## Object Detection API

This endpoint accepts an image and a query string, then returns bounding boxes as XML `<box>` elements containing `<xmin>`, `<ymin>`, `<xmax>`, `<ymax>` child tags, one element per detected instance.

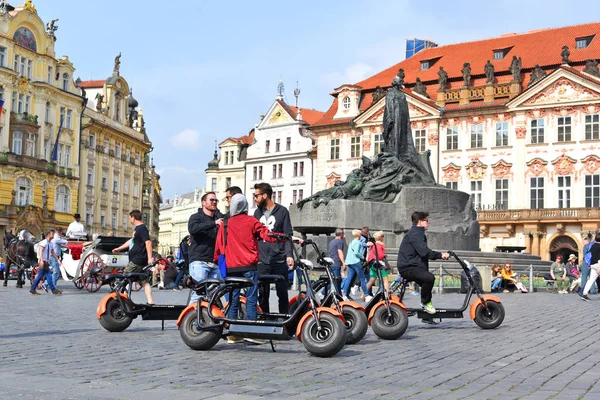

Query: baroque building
<box><xmin>0</xmin><ymin>1</ymin><xmax>83</xmax><ymax>238</ymax></box>
<box><xmin>79</xmin><ymin>61</ymin><xmax>154</xmax><ymax>238</ymax></box>
<box><xmin>158</xmin><ymin>189</ymin><xmax>205</xmax><ymax>255</ymax></box>
<box><xmin>243</xmin><ymin>96</ymin><xmax>324</xmax><ymax>210</ymax></box>
<box><xmin>310</xmin><ymin>21</ymin><xmax>600</xmax><ymax>261</ymax></box>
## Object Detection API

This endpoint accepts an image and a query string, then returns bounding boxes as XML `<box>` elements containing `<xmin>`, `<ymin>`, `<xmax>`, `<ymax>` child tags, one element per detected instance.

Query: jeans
<box><xmin>583</xmin><ymin>264</ymin><xmax>600</xmax><ymax>295</ymax></box>
<box><xmin>173</xmin><ymin>269</ymin><xmax>185</xmax><ymax>287</ymax></box>
<box><xmin>322</xmin><ymin>266</ymin><xmax>342</xmax><ymax>296</ymax></box>
<box><xmin>258</xmin><ymin>262</ymin><xmax>289</xmax><ymax>314</ymax></box>
<box><xmin>227</xmin><ymin>270</ymin><xmax>258</xmax><ymax>320</ymax></box>
<box><xmin>45</xmin><ymin>258</ymin><xmax>60</xmax><ymax>288</ymax></box>
<box><xmin>491</xmin><ymin>277</ymin><xmax>503</xmax><ymax>291</ymax></box>
<box><xmin>189</xmin><ymin>261</ymin><xmax>222</xmax><ymax>305</ymax></box>
<box><xmin>31</xmin><ymin>264</ymin><xmax>55</xmax><ymax>292</ymax></box>
<box><xmin>343</xmin><ymin>262</ymin><xmax>368</xmax><ymax>296</ymax></box>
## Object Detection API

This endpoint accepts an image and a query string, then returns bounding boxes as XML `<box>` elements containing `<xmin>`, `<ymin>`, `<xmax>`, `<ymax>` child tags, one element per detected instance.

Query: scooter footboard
<box><xmin>141</xmin><ymin>304</ymin><xmax>187</xmax><ymax>321</ymax></box>
<box><xmin>469</xmin><ymin>295</ymin><xmax>501</xmax><ymax>320</ymax></box>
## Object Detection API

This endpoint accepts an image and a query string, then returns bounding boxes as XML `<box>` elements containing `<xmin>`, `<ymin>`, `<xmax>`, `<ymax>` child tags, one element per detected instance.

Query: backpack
<box><xmin>179</xmin><ymin>235</ymin><xmax>190</xmax><ymax>271</ymax></box>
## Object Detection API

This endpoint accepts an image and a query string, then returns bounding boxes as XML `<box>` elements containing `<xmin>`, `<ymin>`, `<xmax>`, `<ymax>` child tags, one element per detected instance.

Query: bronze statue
<box><xmin>438</xmin><ymin>66</ymin><xmax>448</xmax><ymax>90</ymax></box>
<box><xmin>413</xmin><ymin>78</ymin><xmax>429</xmax><ymax>98</ymax></box>
<box><xmin>583</xmin><ymin>59</ymin><xmax>600</xmax><ymax>77</ymax></box>
<box><xmin>46</xmin><ymin>19</ymin><xmax>59</xmax><ymax>35</ymax></box>
<box><xmin>113</xmin><ymin>52</ymin><xmax>122</xmax><ymax>75</ymax></box>
<box><xmin>561</xmin><ymin>46</ymin><xmax>570</xmax><ymax>64</ymax></box>
<box><xmin>461</xmin><ymin>63</ymin><xmax>471</xmax><ymax>87</ymax></box>
<box><xmin>484</xmin><ymin>60</ymin><xmax>494</xmax><ymax>84</ymax></box>
<box><xmin>396</xmin><ymin>68</ymin><xmax>405</xmax><ymax>87</ymax></box>
<box><xmin>372</xmin><ymin>85</ymin><xmax>386</xmax><ymax>103</ymax></box>
<box><xmin>528</xmin><ymin>64</ymin><xmax>547</xmax><ymax>87</ymax></box>
<box><xmin>509</xmin><ymin>56</ymin><xmax>522</xmax><ymax>82</ymax></box>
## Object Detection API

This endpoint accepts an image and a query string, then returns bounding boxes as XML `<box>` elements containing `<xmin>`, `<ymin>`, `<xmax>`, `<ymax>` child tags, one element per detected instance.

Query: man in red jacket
<box><xmin>214</xmin><ymin>194</ymin><xmax>277</xmax><ymax>336</ymax></box>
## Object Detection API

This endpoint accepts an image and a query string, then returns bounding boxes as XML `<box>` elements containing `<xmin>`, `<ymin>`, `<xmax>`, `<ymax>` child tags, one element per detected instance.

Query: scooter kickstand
<box><xmin>269</xmin><ymin>340</ymin><xmax>276</xmax><ymax>353</ymax></box>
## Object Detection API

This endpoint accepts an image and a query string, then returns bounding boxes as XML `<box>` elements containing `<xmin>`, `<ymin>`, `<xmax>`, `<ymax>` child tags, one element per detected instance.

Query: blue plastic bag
<box><xmin>218</xmin><ymin>254</ymin><xmax>227</xmax><ymax>278</ymax></box>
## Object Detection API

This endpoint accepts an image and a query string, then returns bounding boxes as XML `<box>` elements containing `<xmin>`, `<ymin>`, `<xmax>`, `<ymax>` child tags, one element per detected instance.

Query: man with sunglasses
<box><xmin>187</xmin><ymin>191</ymin><xmax>224</xmax><ymax>305</ymax></box>
<box><xmin>253</xmin><ymin>182</ymin><xmax>294</xmax><ymax>314</ymax></box>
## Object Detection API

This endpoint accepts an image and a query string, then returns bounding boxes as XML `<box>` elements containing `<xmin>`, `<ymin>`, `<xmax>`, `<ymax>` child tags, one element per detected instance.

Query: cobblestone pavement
<box><xmin>1</xmin><ymin>280</ymin><xmax>599</xmax><ymax>400</ymax></box>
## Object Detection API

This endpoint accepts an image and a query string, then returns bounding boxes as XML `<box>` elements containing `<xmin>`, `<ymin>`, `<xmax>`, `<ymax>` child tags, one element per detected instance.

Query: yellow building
<box><xmin>79</xmin><ymin>68</ymin><xmax>152</xmax><ymax>238</ymax></box>
<box><xmin>0</xmin><ymin>1</ymin><xmax>82</xmax><ymax>237</ymax></box>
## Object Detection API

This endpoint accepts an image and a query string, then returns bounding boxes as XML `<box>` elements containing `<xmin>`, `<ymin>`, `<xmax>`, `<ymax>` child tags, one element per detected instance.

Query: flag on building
<box><xmin>51</xmin><ymin>117</ymin><xmax>64</xmax><ymax>162</ymax></box>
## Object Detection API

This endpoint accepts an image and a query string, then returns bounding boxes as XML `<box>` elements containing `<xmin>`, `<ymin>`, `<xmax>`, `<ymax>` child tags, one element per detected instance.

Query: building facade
<box><xmin>0</xmin><ymin>1</ymin><xmax>83</xmax><ymax>238</ymax></box>
<box><xmin>309</xmin><ymin>21</ymin><xmax>600</xmax><ymax>261</ymax></box>
<box><xmin>79</xmin><ymin>68</ymin><xmax>152</xmax><ymax>238</ymax></box>
<box><xmin>158</xmin><ymin>189</ymin><xmax>205</xmax><ymax>255</ymax></box>
<box><xmin>244</xmin><ymin>98</ymin><xmax>323</xmax><ymax>209</ymax></box>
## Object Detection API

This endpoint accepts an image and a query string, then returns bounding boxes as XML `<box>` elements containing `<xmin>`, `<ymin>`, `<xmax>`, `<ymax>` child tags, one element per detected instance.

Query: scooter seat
<box><xmin>103</xmin><ymin>273</ymin><xmax>124</xmax><ymax>282</ymax></box>
<box><xmin>123</xmin><ymin>272</ymin><xmax>148</xmax><ymax>282</ymax></box>
<box><xmin>258</xmin><ymin>274</ymin><xmax>284</xmax><ymax>284</ymax></box>
<box><xmin>194</xmin><ymin>278</ymin><xmax>224</xmax><ymax>287</ymax></box>
<box><xmin>224</xmin><ymin>276</ymin><xmax>254</xmax><ymax>288</ymax></box>
<box><xmin>318</xmin><ymin>274</ymin><xmax>331</xmax><ymax>282</ymax></box>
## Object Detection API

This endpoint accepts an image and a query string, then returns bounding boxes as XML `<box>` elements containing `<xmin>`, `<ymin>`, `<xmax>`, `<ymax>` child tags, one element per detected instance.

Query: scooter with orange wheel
<box><xmin>177</xmin><ymin>233</ymin><xmax>347</xmax><ymax>358</ymax></box>
<box><xmin>360</xmin><ymin>233</ymin><xmax>409</xmax><ymax>340</ymax></box>
<box><xmin>288</xmin><ymin>239</ymin><xmax>368</xmax><ymax>344</ymax></box>
<box><xmin>396</xmin><ymin>250</ymin><xmax>505</xmax><ymax>329</ymax></box>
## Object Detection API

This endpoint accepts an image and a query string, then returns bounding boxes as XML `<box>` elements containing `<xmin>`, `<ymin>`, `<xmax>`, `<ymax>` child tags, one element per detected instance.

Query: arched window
<box><xmin>45</xmin><ymin>102</ymin><xmax>50</xmax><ymax>123</ymax></box>
<box><xmin>62</xmin><ymin>73</ymin><xmax>69</xmax><ymax>91</ymax></box>
<box><xmin>12</xmin><ymin>131</ymin><xmax>23</xmax><ymax>154</ymax></box>
<box><xmin>342</xmin><ymin>96</ymin><xmax>351</xmax><ymax>110</ymax></box>
<box><xmin>55</xmin><ymin>185</ymin><xmax>70</xmax><ymax>213</ymax></box>
<box><xmin>15</xmin><ymin>177</ymin><xmax>32</xmax><ymax>206</ymax></box>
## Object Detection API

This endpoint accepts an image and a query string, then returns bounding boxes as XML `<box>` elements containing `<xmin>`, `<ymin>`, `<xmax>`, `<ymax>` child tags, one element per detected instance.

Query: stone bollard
<box><xmin>477</xmin><ymin>265</ymin><xmax>491</xmax><ymax>292</ymax></box>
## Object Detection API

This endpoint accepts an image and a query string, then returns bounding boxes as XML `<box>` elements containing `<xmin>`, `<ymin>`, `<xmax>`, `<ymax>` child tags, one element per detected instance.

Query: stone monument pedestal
<box><xmin>291</xmin><ymin>186</ymin><xmax>479</xmax><ymax>251</ymax></box>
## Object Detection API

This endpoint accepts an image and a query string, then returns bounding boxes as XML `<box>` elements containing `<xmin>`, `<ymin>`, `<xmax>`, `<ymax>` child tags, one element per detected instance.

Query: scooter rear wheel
<box><xmin>99</xmin><ymin>298</ymin><xmax>133</xmax><ymax>332</ymax></box>
<box><xmin>341</xmin><ymin>306</ymin><xmax>368</xmax><ymax>344</ymax></box>
<box><xmin>370</xmin><ymin>303</ymin><xmax>408</xmax><ymax>340</ymax></box>
<box><xmin>301</xmin><ymin>312</ymin><xmax>346</xmax><ymax>357</ymax></box>
<box><xmin>473</xmin><ymin>300</ymin><xmax>505</xmax><ymax>329</ymax></box>
<box><xmin>179</xmin><ymin>306</ymin><xmax>223</xmax><ymax>350</ymax></box>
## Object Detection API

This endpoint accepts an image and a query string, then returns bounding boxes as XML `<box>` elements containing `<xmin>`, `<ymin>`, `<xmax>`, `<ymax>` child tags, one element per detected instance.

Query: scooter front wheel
<box><xmin>371</xmin><ymin>303</ymin><xmax>408</xmax><ymax>340</ymax></box>
<box><xmin>301</xmin><ymin>312</ymin><xmax>346</xmax><ymax>357</ymax></box>
<box><xmin>341</xmin><ymin>306</ymin><xmax>368</xmax><ymax>344</ymax></box>
<box><xmin>473</xmin><ymin>301</ymin><xmax>505</xmax><ymax>329</ymax></box>
<box><xmin>99</xmin><ymin>298</ymin><xmax>133</xmax><ymax>332</ymax></box>
<box><xmin>179</xmin><ymin>306</ymin><xmax>223</xmax><ymax>350</ymax></box>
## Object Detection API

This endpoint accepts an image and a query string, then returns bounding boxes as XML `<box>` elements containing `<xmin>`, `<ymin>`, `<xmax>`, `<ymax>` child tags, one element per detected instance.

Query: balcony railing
<box><xmin>477</xmin><ymin>207</ymin><xmax>600</xmax><ymax>222</ymax></box>
<box><xmin>10</xmin><ymin>112</ymin><xmax>39</xmax><ymax>126</ymax></box>
<box><xmin>0</xmin><ymin>152</ymin><xmax>73</xmax><ymax>177</ymax></box>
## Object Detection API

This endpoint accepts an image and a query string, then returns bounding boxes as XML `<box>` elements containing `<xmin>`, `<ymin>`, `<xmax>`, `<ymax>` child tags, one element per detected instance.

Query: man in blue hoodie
<box><xmin>253</xmin><ymin>182</ymin><xmax>294</xmax><ymax>314</ymax></box>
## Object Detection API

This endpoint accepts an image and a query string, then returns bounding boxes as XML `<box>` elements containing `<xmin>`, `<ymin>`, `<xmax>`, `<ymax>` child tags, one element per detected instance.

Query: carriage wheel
<box><xmin>80</xmin><ymin>253</ymin><xmax>104</xmax><ymax>293</ymax></box>
<box><xmin>73</xmin><ymin>277</ymin><xmax>84</xmax><ymax>290</ymax></box>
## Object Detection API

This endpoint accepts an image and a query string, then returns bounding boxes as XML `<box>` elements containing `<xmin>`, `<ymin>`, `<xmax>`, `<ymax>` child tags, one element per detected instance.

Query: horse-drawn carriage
<box><xmin>60</xmin><ymin>235</ymin><xmax>133</xmax><ymax>292</ymax></box>
<box><xmin>2</xmin><ymin>230</ymin><xmax>135</xmax><ymax>293</ymax></box>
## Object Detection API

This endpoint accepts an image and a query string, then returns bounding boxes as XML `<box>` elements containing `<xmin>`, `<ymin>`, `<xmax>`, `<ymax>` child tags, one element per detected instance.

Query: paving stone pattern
<box><xmin>1</xmin><ymin>281</ymin><xmax>599</xmax><ymax>399</ymax></box>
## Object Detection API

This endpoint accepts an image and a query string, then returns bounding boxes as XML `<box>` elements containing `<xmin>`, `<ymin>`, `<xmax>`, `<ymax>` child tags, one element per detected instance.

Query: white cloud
<box><xmin>320</xmin><ymin>62</ymin><xmax>376</xmax><ymax>88</ymax></box>
<box><xmin>170</xmin><ymin>129</ymin><xmax>201</xmax><ymax>151</ymax></box>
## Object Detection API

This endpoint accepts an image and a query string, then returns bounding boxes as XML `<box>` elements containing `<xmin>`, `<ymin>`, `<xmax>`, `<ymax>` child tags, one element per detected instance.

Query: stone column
<box><xmin>509</xmin><ymin>81</ymin><xmax>521</xmax><ymax>99</ymax></box>
<box><xmin>531</xmin><ymin>232</ymin><xmax>540</xmax><ymax>256</ymax></box>
<box><xmin>524</xmin><ymin>233</ymin><xmax>532</xmax><ymax>253</ymax></box>
<box><xmin>539</xmin><ymin>233</ymin><xmax>548</xmax><ymax>260</ymax></box>
<box><xmin>459</xmin><ymin>88</ymin><xmax>470</xmax><ymax>105</ymax></box>
<box><xmin>436</xmin><ymin>91</ymin><xmax>446</xmax><ymax>107</ymax></box>
<box><xmin>484</xmin><ymin>84</ymin><xmax>494</xmax><ymax>103</ymax></box>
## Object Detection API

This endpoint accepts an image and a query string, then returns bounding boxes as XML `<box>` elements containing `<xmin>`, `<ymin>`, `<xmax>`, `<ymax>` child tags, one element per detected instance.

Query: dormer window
<box><xmin>342</xmin><ymin>97</ymin><xmax>351</xmax><ymax>110</ymax></box>
<box><xmin>493</xmin><ymin>49</ymin><xmax>507</xmax><ymax>60</ymax></box>
<box><xmin>420</xmin><ymin>61</ymin><xmax>430</xmax><ymax>70</ymax></box>
<box><xmin>576</xmin><ymin>35</ymin><xmax>595</xmax><ymax>49</ymax></box>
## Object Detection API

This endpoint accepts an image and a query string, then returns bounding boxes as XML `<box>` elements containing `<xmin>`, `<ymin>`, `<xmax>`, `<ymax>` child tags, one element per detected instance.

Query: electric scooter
<box><xmin>288</xmin><ymin>239</ymin><xmax>368</xmax><ymax>344</ymax></box>
<box><xmin>177</xmin><ymin>234</ymin><xmax>347</xmax><ymax>358</ymax></box>
<box><xmin>396</xmin><ymin>251</ymin><xmax>505</xmax><ymax>329</ymax></box>
<box><xmin>94</xmin><ymin>261</ymin><xmax>189</xmax><ymax>331</ymax></box>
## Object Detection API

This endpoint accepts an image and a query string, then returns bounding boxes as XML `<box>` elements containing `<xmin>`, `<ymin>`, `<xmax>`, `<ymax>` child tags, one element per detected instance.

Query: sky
<box><xmin>30</xmin><ymin>0</ymin><xmax>600</xmax><ymax>200</ymax></box>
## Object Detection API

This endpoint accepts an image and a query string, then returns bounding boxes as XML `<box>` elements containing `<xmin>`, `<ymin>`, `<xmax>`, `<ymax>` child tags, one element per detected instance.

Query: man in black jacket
<box><xmin>397</xmin><ymin>211</ymin><xmax>449</xmax><ymax>321</ymax></box>
<box><xmin>253</xmin><ymin>182</ymin><xmax>294</xmax><ymax>314</ymax></box>
<box><xmin>187</xmin><ymin>191</ymin><xmax>224</xmax><ymax>305</ymax></box>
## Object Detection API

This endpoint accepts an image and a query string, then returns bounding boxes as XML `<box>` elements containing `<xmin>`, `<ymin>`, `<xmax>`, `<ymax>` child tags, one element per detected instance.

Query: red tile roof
<box><xmin>356</xmin><ymin>21</ymin><xmax>600</xmax><ymax>90</ymax></box>
<box><xmin>220</xmin><ymin>129</ymin><xmax>254</xmax><ymax>146</ymax></box>
<box><xmin>80</xmin><ymin>80</ymin><xmax>106</xmax><ymax>88</ymax></box>
<box><xmin>289</xmin><ymin>106</ymin><xmax>325</xmax><ymax>125</ymax></box>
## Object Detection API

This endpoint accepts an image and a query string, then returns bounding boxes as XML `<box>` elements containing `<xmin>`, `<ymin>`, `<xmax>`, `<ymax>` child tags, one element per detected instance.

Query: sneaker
<box><xmin>364</xmin><ymin>295</ymin><xmax>373</xmax><ymax>303</ymax></box>
<box><xmin>350</xmin><ymin>286</ymin><xmax>359</xmax><ymax>296</ymax></box>
<box><xmin>172</xmin><ymin>287</ymin><xmax>181</xmax><ymax>291</ymax></box>
<box><xmin>421</xmin><ymin>317</ymin><xmax>440</xmax><ymax>325</ymax></box>
<box><xmin>51</xmin><ymin>290</ymin><xmax>63</xmax><ymax>295</ymax></box>
<box><xmin>244</xmin><ymin>338</ymin><xmax>265</xmax><ymax>345</ymax></box>
<box><xmin>226</xmin><ymin>336</ymin><xmax>244</xmax><ymax>344</ymax></box>
<box><xmin>421</xmin><ymin>301</ymin><xmax>436</xmax><ymax>314</ymax></box>
<box><xmin>29</xmin><ymin>290</ymin><xmax>41</xmax><ymax>295</ymax></box>
<box><xmin>410</xmin><ymin>291</ymin><xmax>420</xmax><ymax>296</ymax></box>
<box><xmin>342</xmin><ymin>295</ymin><xmax>349</xmax><ymax>301</ymax></box>
<box><xmin>581</xmin><ymin>294</ymin><xmax>591</xmax><ymax>301</ymax></box>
